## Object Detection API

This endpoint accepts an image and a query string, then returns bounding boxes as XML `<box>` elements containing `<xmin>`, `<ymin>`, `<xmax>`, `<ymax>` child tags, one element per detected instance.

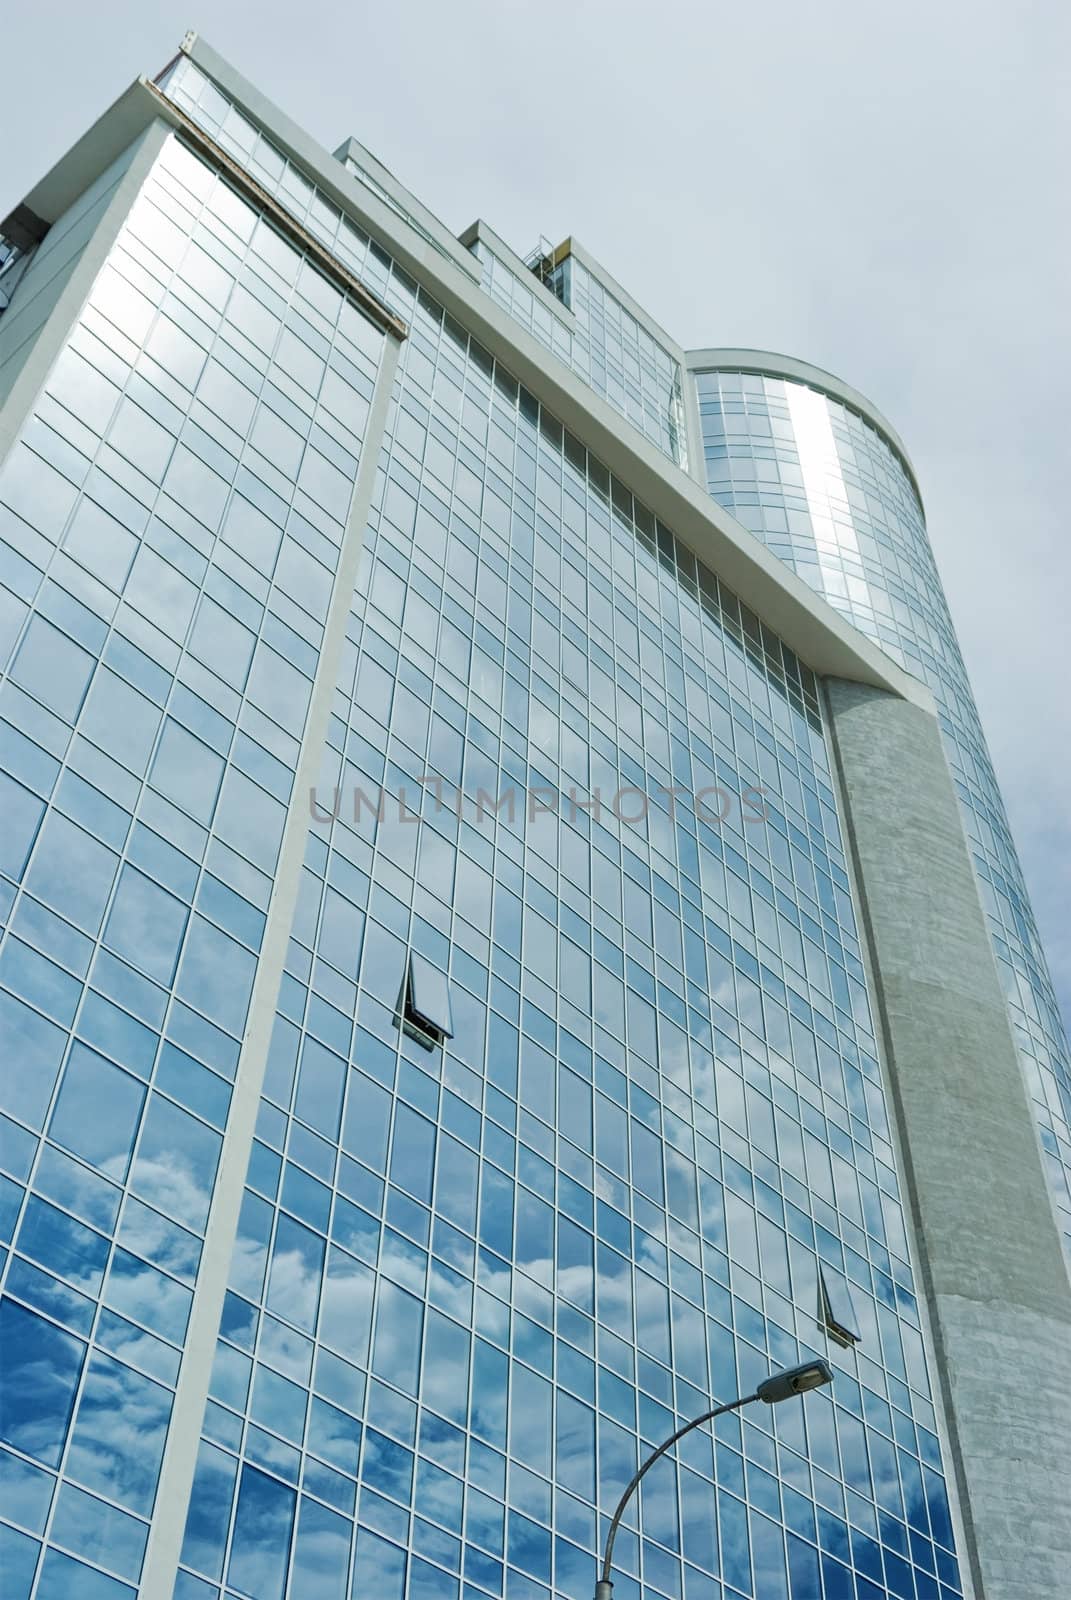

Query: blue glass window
<box><xmin>34</xmin><ymin>1548</ymin><xmax>135</xmax><ymax>1600</ymax></box>
<box><xmin>0</xmin><ymin>772</ymin><xmax>44</xmax><ymax>880</ymax></box>
<box><xmin>227</xmin><ymin>1466</ymin><xmax>296</xmax><ymax>1600</ymax></box>
<box><xmin>267</xmin><ymin>1214</ymin><xmax>325</xmax><ymax>1334</ymax></box>
<box><xmin>251</xmin><ymin>1364</ymin><xmax>307</xmax><ymax>1443</ymax></box>
<box><xmin>49</xmin><ymin>1043</ymin><xmax>146</xmax><ymax>1180</ymax></box>
<box><xmin>62</xmin><ymin>497</ymin><xmax>138</xmax><ymax>591</ymax></box>
<box><xmin>307</xmin><ymin>1395</ymin><xmax>361</xmax><ymax>1476</ymax></box>
<box><xmin>180</xmin><ymin>1441</ymin><xmax>236</xmax><ymax>1581</ymax></box>
<box><xmin>361</xmin><ymin>1428</ymin><xmax>413</xmax><ymax>1502</ymax></box>
<box><xmin>295</xmin><ymin>1039</ymin><xmax>346</xmax><ymax>1142</ymax></box>
<box><xmin>104</xmin><ymin>1248</ymin><xmax>192</xmax><ymax>1344</ymax></box>
<box><xmin>49</xmin><ymin>1481</ymin><xmax>148</xmax><ymax>1584</ymax></box>
<box><xmin>24</xmin><ymin>813</ymin><xmax>118</xmax><ymax>937</ymax></box>
<box><xmin>175</xmin><ymin>918</ymin><xmax>257</xmax><ymax>1039</ymax></box>
<box><xmin>318</xmin><ymin>1244</ymin><xmax>374</xmax><ymax>1360</ymax></box>
<box><xmin>353</xmin><ymin>1527</ymin><xmax>405</xmax><ymax>1599</ymax></box>
<box><xmin>421</xmin><ymin>1308</ymin><xmax>469</xmax><ymax>1425</ymax></box>
<box><xmin>0</xmin><ymin>1522</ymin><xmax>39</xmax><ymax>1600</ymax></box>
<box><xmin>149</xmin><ymin>723</ymin><xmax>225</xmax><ymax>827</ymax></box>
<box><xmin>0</xmin><ymin>991</ymin><xmax>67</xmax><ymax>1128</ymax></box>
<box><xmin>131</xmin><ymin>1095</ymin><xmax>221</xmax><ymax>1235</ymax></box>
<box><xmin>0</xmin><ymin>1444</ymin><xmax>54</xmax><ymax>1533</ymax></box>
<box><xmin>290</xmin><ymin>1496</ymin><xmax>351</xmax><ymax>1600</ymax></box>
<box><xmin>372</xmin><ymin>1281</ymin><xmax>423</xmax><ymax>1394</ymax></box>
<box><xmin>17</xmin><ymin>1194</ymin><xmax>110</xmax><ymax>1296</ymax></box>
<box><xmin>341</xmin><ymin>1072</ymin><xmax>391</xmax><ymax>1172</ymax></box>
<box><xmin>64</xmin><ymin>1352</ymin><xmax>172</xmax><ymax>1516</ymax></box>
<box><xmin>389</xmin><ymin>1104</ymin><xmax>436</xmax><ymax>1203</ymax></box>
<box><xmin>11</xmin><ymin>616</ymin><xmax>95</xmax><ymax>722</ymax></box>
<box><xmin>0</xmin><ymin>1299</ymin><xmax>86</xmax><ymax>1467</ymax></box>
<box><xmin>819</xmin><ymin>1261</ymin><xmax>861</xmax><ymax>1345</ymax></box>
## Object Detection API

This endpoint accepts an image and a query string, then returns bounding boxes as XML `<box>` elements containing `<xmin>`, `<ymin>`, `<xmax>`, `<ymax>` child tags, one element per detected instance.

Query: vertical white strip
<box><xmin>785</xmin><ymin>383</ymin><xmax>860</xmax><ymax>604</ymax></box>
<box><xmin>138</xmin><ymin>331</ymin><xmax>401</xmax><ymax>1600</ymax></box>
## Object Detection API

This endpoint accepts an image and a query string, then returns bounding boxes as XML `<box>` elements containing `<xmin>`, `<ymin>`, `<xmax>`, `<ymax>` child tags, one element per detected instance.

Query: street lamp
<box><xmin>593</xmin><ymin>1359</ymin><xmax>834</xmax><ymax>1600</ymax></box>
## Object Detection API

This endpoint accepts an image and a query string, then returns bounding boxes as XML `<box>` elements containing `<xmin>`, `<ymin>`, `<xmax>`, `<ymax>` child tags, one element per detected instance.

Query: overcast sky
<box><xmin>5</xmin><ymin>1</ymin><xmax>1069</xmax><ymax>1033</ymax></box>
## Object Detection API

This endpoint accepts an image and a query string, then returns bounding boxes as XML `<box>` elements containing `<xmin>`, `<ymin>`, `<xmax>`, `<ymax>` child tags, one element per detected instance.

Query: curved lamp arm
<box><xmin>594</xmin><ymin>1390</ymin><xmax>758</xmax><ymax>1600</ymax></box>
<box><xmin>593</xmin><ymin>1361</ymin><xmax>833</xmax><ymax>1599</ymax></box>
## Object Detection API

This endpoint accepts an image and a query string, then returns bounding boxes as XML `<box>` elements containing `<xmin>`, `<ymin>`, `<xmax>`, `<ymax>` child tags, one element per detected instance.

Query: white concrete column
<box><xmin>825</xmin><ymin>677</ymin><xmax>1071</xmax><ymax>1600</ymax></box>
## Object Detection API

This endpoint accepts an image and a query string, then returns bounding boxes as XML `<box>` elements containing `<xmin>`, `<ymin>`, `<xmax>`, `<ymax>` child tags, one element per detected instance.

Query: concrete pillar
<box><xmin>825</xmin><ymin>677</ymin><xmax>1071</xmax><ymax>1600</ymax></box>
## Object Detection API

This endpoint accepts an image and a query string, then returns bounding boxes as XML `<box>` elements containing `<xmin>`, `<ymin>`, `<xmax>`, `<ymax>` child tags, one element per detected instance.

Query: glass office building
<box><xmin>0</xmin><ymin>35</ymin><xmax>1067</xmax><ymax>1600</ymax></box>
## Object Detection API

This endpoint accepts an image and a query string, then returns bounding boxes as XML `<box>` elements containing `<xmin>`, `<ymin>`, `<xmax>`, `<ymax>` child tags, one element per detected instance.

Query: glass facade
<box><xmin>468</xmin><ymin>238</ymin><xmax>576</xmax><ymax>371</ymax></box>
<box><xmin>467</xmin><ymin>237</ymin><xmax>688</xmax><ymax>473</ymax></box>
<box><xmin>543</xmin><ymin>254</ymin><xmax>688</xmax><ymax>470</ymax></box>
<box><xmin>693</xmin><ymin>367</ymin><xmax>1071</xmax><ymax>1254</ymax></box>
<box><xmin>0</xmin><ymin>131</ymin><xmax>386</xmax><ymax>1597</ymax></box>
<box><xmin>166</xmin><ymin>266</ymin><xmax>960</xmax><ymax>1600</ymax></box>
<box><xmin>4</xmin><ymin>41</ymin><xmax>1054</xmax><ymax>1600</ymax></box>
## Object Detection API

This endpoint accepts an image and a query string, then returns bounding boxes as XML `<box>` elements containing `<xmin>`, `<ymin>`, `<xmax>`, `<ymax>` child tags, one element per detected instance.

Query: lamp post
<box><xmin>593</xmin><ymin>1359</ymin><xmax>834</xmax><ymax>1600</ymax></box>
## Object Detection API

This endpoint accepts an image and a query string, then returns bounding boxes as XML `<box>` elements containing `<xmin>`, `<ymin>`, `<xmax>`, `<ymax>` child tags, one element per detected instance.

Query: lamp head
<box><xmin>756</xmin><ymin>1359</ymin><xmax>834</xmax><ymax>1404</ymax></box>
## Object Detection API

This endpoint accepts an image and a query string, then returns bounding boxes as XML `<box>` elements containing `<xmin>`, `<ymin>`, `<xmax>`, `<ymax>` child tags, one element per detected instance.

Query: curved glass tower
<box><xmin>689</xmin><ymin>352</ymin><xmax>1071</xmax><ymax>1255</ymax></box>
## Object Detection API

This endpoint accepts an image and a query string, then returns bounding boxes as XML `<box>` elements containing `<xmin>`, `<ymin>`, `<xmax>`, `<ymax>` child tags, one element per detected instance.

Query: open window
<box><xmin>818</xmin><ymin>1262</ymin><xmax>861</xmax><ymax>1347</ymax></box>
<box><xmin>401</xmin><ymin>951</ymin><xmax>453</xmax><ymax>1047</ymax></box>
